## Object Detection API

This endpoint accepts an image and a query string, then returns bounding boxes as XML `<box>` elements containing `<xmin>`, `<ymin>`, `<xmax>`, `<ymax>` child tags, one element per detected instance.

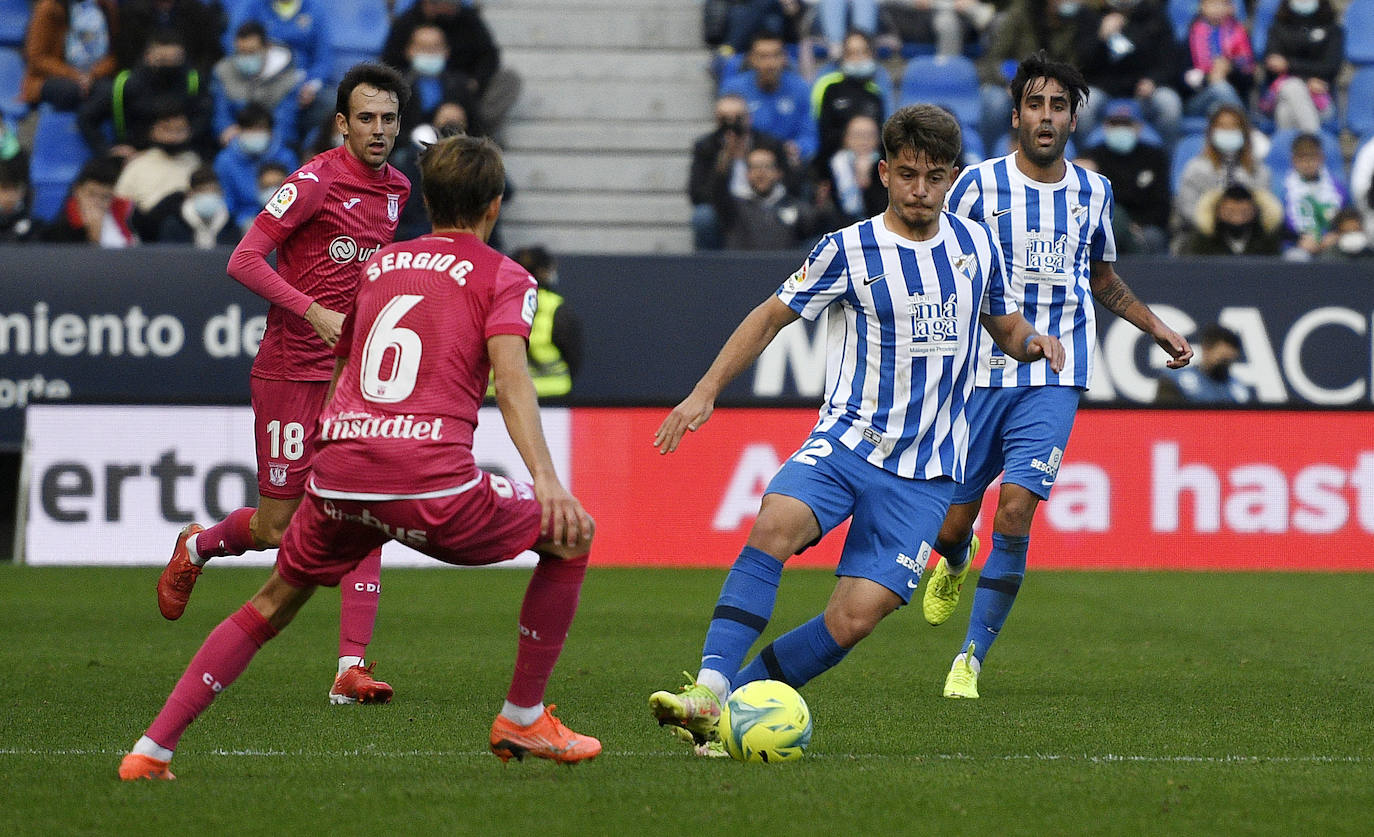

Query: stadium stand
<box><xmin>1344</xmin><ymin>0</ymin><xmax>1374</xmax><ymax>66</ymax></box>
<box><xmin>899</xmin><ymin>54</ymin><xmax>979</xmax><ymax>128</ymax></box>
<box><xmin>0</xmin><ymin>45</ymin><xmax>24</xmax><ymax>119</ymax></box>
<box><xmin>1346</xmin><ymin>66</ymin><xmax>1374</xmax><ymax>141</ymax></box>
<box><xmin>29</xmin><ymin>105</ymin><xmax>90</xmax><ymax>221</ymax></box>
<box><xmin>0</xmin><ymin>0</ymin><xmax>26</xmax><ymax>48</ymax></box>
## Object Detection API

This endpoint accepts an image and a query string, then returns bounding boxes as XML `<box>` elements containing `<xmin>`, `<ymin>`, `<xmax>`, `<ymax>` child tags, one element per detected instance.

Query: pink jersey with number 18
<box><xmin>308</xmin><ymin>232</ymin><xmax>539</xmax><ymax>499</ymax></box>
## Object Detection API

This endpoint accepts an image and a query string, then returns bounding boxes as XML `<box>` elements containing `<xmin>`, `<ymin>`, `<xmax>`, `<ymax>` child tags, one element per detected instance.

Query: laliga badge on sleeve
<box><xmin>521</xmin><ymin>287</ymin><xmax>538</xmax><ymax>325</ymax></box>
<box><xmin>265</xmin><ymin>183</ymin><xmax>298</xmax><ymax>218</ymax></box>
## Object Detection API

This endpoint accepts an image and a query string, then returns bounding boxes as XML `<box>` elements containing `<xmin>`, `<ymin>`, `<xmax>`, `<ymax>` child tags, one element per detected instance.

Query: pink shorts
<box><xmin>250</xmin><ymin>377</ymin><xmax>329</xmax><ymax>499</ymax></box>
<box><xmin>274</xmin><ymin>472</ymin><xmax>544</xmax><ymax>588</ymax></box>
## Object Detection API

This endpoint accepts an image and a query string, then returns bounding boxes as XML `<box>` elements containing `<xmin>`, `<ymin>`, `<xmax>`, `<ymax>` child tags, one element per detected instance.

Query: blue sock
<box><xmin>700</xmin><ymin>546</ymin><xmax>784</xmax><ymax>680</ymax></box>
<box><xmin>734</xmin><ymin>614</ymin><xmax>848</xmax><ymax>689</ymax></box>
<box><xmin>936</xmin><ymin>531</ymin><xmax>974</xmax><ymax>573</ymax></box>
<box><xmin>962</xmin><ymin>533</ymin><xmax>1028</xmax><ymax>663</ymax></box>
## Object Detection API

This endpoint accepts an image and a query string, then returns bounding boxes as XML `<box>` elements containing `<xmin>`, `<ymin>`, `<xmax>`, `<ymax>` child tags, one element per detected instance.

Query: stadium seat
<box><xmin>1169</xmin><ymin>132</ymin><xmax>1207</xmax><ymax>194</ymax></box>
<box><xmin>1265</xmin><ymin>128</ymin><xmax>1346</xmax><ymax>199</ymax></box>
<box><xmin>0</xmin><ymin>0</ymin><xmax>27</xmax><ymax>47</ymax></box>
<box><xmin>0</xmin><ymin>45</ymin><xmax>24</xmax><ymax>118</ymax></box>
<box><xmin>29</xmin><ymin>105</ymin><xmax>90</xmax><ymax>221</ymax></box>
<box><xmin>1249</xmin><ymin>0</ymin><xmax>1281</xmax><ymax>54</ymax></box>
<box><xmin>1346</xmin><ymin>66</ymin><xmax>1374</xmax><ymax>141</ymax></box>
<box><xmin>899</xmin><ymin>54</ymin><xmax>979</xmax><ymax>127</ymax></box>
<box><xmin>1345</xmin><ymin>0</ymin><xmax>1374</xmax><ymax>65</ymax></box>
<box><xmin>331</xmin><ymin>0</ymin><xmax>389</xmax><ymax>54</ymax></box>
<box><xmin>1167</xmin><ymin>0</ymin><xmax>1196</xmax><ymax>41</ymax></box>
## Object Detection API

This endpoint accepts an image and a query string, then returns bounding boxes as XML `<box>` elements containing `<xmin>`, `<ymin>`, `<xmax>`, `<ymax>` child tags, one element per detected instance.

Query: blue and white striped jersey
<box><xmin>946</xmin><ymin>152</ymin><xmax>1115</xmax><ymax>389</ymax></box>
<box><xmin>776</xmin><ymin>212</ymin><xmax>1016</xmax><ymax>481</ymax></box>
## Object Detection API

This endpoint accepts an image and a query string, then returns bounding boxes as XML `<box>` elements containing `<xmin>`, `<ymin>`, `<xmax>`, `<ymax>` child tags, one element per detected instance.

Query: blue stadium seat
<box><xmin>29</xmin><ymin>105</ymin><xmax>90</xmax><ymax>221</ymax></box>
<box><xmin>1250</xmin><ymin>0</ymin><xmax>1281</xmax><ymax>54</ymax></box>
<box><xmin>1170</xmin><ymin>132</ymin><xmax>1207</xmax><ymax>194</ymax></box>
<box><xmin>0</xmin><ymin>0</ymin><xmax>28</xmax><ymax>47</ymax></box>
<box><xmin>899</xmin><ymin>54</ymin><xmax>979</xmax><ymax>127</ymax></box>
<box><xmin>1167</xmin><ymin>0</ymin><xmax>1196</xmax><ymax>41</ymax></box>
<box><xmin>331</xmin><ymin>0</ymin><xmax>389</xmax><ymax>54</ymax></box>
<box><xmin>0</xmin><ymin>45</ymin><xmax>24</xmax><ymax>118</ymax></box>
<box><xmin>1346</xmin><ymin>0</ymin><xmax>1374</xmax><ymax>65</ymax></box>
<box><xmin>1265</xmin><ymin>128</ymin><xmax>1346</xmax><ymax>198</ymax></box>
<box><xmin>1346</xmin><ymin>66</ymin><xmax>1374</xmax><ymax>141</ymax></box>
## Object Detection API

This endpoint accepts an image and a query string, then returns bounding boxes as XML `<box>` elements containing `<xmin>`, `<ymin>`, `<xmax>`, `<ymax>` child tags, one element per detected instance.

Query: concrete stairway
<box><xmin>483</xmin><ymin>0</ymin><xmax>712</xmax><ymax>253</ymax></box>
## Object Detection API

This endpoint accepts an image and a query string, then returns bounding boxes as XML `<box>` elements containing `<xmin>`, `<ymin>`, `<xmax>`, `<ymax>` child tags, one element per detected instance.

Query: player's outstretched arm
<box><xmin>1089</xmin><ymin>260</ymin><xmax>1193</xmax><ymax>369</ymax></box>
<box><xmin>980</xmin><ymin>311</ymin><xmax>1066</xmax><ymax>373</ymax></box>
<box><xmin>654</xmin><ymin>296</ymin><xmax>801</xmax><ymax>455</ymax></box>
<box><xmin>489</xmin><ymin>333</ymin><xmax>594</xmax><ymax>549</ymax></box>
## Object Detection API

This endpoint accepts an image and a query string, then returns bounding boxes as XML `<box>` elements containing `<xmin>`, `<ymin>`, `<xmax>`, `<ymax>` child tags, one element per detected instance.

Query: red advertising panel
<box><xmin>571</xmin><ymin>408</ymin><xmax>1374</xmax><ymax>570</ymax></box>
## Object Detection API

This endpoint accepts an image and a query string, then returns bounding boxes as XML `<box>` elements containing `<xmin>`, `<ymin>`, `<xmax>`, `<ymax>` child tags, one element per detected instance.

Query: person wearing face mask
<box><xmin>397</xmin><ymin>24</ymin><xmax>483</xmax><ymax>147</ymax></box>
<box><xmin>811</xmin><ymin>30</ymin><xmax>890</xmax><ymax>164</ymax></box>
<box><xmin>1320</xmin><ymin>210</ymin><xmax>1374</xmax><ymax>261</ymax></box>
<box><xmin>1156</xmin><ymin>324</ymin><xmax>1252</xmax><ymax>405</ymax></box>
<box><xmin>114</xmin><ymin>107</ymin><xmax>204</xmax><ymax>240</ymax></box>
<box><xmin>1280</xmin><ymin>132</ymin><xmax>1347</xmax><ymax>261</ymax></box>
<box><xmin>41</xmin><ymin>156</ymin><xmax>136</xmax><ymax>247</ymax></box>
<box><xmin>0</xmin><ymin>162</ymin><xmax>37</xmax><ymax>244</ymax></box>
<box><xmin>211</xmin><ymin>21</ymin><xmax>304</xmax><ymax>151</ymax></box>
<box><xmin>1074</xmin><ymin>0</ymin><xmax>1184</xmax><ymax>143</ymax></box>
<box><xmin>1173</xmin><ymin>103</ymin><xmax>1272</xmax><ymax>237</ymax></box>
<box><xmin>689</xmin><ymin>93</ymin><xmax>791</xmax><ymax>250</ymax></box>
<box><xmin>215</xmin><ymin>102</ymin><xmax>298</xmax><ymax>230</ymax></box>
<box><xmin>1082</xmin><ymin>102</ymin><xmax>1170</xmax><ymax>253</ymax></box>
<box><xmin>115</xmin><ymin>0</ymin><xmax>224</xmax><ymax>75</ymax></box>
<box><xmin>721</xmin><ymin>31</ymin><xmax>819</xmax><ymax>163</ymax></box>
<box><xmin>1182</xmin><ymin>182</ymin><xmax>1282</xmax><ymax>255</ymax></box>
<box><xmin>79</xmin><ymin>29</ymin><xmax>214</xmax><ymax>158</ymax></box>
<box><xmin>224</xmin><ymin>0</ymin><xmax>334</xmax><ymax>147</ymax></box>
<box><xmin>159</xmin><ymin>165</ymin><xmax>240</xmax><ymax>247</ymax></box>
<box><xmin>1260</xmin><ymin>0</ymin><xmax>1343</xmax><ymax>133</ymax></box>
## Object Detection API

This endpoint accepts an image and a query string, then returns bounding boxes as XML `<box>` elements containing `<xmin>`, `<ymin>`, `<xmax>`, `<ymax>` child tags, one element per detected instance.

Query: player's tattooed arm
<box><xmin>1089</xmin><ymin>261</ymin><xmax>1193</xmax><ymax>369</ymax></box>
<box><xmin>1091</xmin><ymin>273</ymin><xmax>1139</xmax><ymax>318</ymax></box>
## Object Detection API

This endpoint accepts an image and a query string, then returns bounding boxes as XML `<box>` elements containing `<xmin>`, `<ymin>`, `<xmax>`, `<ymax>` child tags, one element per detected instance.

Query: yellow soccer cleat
<box><xmin>942</xmin><ymin>643</ymin><xmax>980</xmax><ymax>699</ymax></box>
<box><xmin>922</xmin><ymin>534</ymin><xmax>978</xmax><ymax>626</ymax></box>
<box><xmin>649</xmin><ymin>672</ymin><xmax>722</xmax><ymax>744</ymax></box>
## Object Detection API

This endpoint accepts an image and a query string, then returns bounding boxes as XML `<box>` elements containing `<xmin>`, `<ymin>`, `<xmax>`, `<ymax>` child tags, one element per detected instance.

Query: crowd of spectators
<box><xmin>690</xmin><ymin>0</ymin><xmax>1374</xmax><ymax>261</ymax></box>
<box><xmin>0</xmin><ymin>0</ymin><xmax>517</xmax><ymax>247</ymax></box>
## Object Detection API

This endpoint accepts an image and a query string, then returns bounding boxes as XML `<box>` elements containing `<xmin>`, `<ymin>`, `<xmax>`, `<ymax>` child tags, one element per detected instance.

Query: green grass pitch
<box><xmin>2</xmin><ymin>565</ymin><xmax>1372</xmax><ymax>835</ymax></box>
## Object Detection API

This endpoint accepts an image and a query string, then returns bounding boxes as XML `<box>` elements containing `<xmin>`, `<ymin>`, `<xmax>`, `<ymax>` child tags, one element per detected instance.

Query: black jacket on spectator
<box><xmin>710</xmin><ymin>169</ymin><xmax>821</xmax><ymax>251</ymax></box>
<box><xmin>381</xmin><ymin>6</ymin><xmax>501</xmax><ymax>94</ymax></box>
<box><xmin>115</xmin><ymin>0</ymin><xmax>226</xmax><ymax>73</ymax></box>
<box><xmin>1084</xmin><ymin>141</ymin><xmax>1172</xmax><ymax>230</ymax></box>
<box><xmin>813</xmin><ymin>73</ymin><xmax>885</xmax><ymax>164</ymax></box>
<box><xmin>1077</xmin><ymin>0</ymin><xmax>1181</xmax><ymax>98</ymax></box>
<box><xmin>78</xmin><ymin>64</ymin><xmax>213</xmax><ymax>155</ymax></box>
<box><xmin>688</xmin><ymin>126</ymin><xmax>788</xmax><ymax>206</ymax></box>
<box><xmin>1262</xmin><ymin>15</ymin><xmax>1343</xmax><ymax>85</ymax></box>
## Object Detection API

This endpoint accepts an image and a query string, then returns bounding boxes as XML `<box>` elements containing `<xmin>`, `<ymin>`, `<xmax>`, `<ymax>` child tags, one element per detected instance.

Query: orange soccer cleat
<box><xmin>118</xmin><ymin>753</ymin><xmax>175</xmax><ymax>781</ymax></box>
<box><xmin>329</xmin><ymin>662</ymin><xmax>395</xmax><ymax>705</ymax></box>
<box><xmin>489</xmin><ymin>705</ymin><xmax>601</xmax><ymax>764</ymax></box>
<box><xmin>157</xmin><ymin>523</ymin><xmax>205</xmax><ymax>620</ymax></box>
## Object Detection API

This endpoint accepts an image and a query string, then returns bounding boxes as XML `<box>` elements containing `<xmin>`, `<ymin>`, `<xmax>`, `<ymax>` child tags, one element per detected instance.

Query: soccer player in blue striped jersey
<box><xmin>920</xmin><ymin>53</ymin><xmax>1194</xmax><ymax>700</ymax></box>
<box><xmin>647</xmin><ymin>104</ymin><xmax>1066</xmax><ymax>754</ymax></box>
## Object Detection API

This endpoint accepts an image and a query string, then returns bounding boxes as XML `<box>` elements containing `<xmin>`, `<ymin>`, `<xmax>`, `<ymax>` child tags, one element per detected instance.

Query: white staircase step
<box><xmin>504</xmin><ymin>191</ymin><xmax>687</xmax><ymax>225</ymax></box>
<box><xmin>502</xmin><ymin>119</ymin><xmax>700</xmax><ymax>153</ymax></box>
<box><xmin>510</xmin><ymin>78</ymin><xmax>712</xmax><ymax>122</ymax></box>
<box><xmin>500</xmin><ymin>220</ymin><xmax>693</xmax><ymax>254</ymax></box>
<box><xmin>505</xmin><ymin>150</ymin><xmax>689</xmax><ymax>192</ymax></box>
<box><xmin>503</xmin><ymin>47</ymin><xmax>710</xmax><ymax>82</ymax></box>
<box><xmin>485</xmin><ymin>5</ymin><xmax>702</xmax><ymax>49</ymax></box>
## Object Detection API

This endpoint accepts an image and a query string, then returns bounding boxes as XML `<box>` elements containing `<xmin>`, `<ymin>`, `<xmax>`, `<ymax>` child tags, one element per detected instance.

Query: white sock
<box><xmin>952</xmin><ymin>652</ymin><xmax>982</xmax><ymax>675</ymax></box>
<box><xmin>500</xmin><ymin>700</ymin><xmax>545</xmax><ymax>726</ymax></box>
<box><xmin>337</xmin><ymin>655</ymin><xmax>364</xmax><ymax>676</ymax></box>
<box><xmin>185</xmin><ymin>533</ymin><xmax>206</xmax><ymax>567</ymax></box>
<box><xmin>696</xmin><ymin>668</ymin><xmax>731</xmax><ymax>704</ymax></box>
<box><xmin>132</xmin><ymin>735</ymin><xmax>174</xmax><ymax>762</ymax></box>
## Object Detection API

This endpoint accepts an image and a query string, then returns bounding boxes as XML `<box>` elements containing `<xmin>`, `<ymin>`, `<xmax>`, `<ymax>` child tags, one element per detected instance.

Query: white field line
<box><xmin>0</xmin><ymin>748</ymin><xmax>1368</xmax><ymax>764</ymax></box>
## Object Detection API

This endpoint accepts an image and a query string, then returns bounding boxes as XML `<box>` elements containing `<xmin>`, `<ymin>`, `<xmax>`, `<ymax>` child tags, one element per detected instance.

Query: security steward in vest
<box><xmin>508</xmin><ymin>245</ymin><xmax>582</xmax><ymax>399</ymax></box>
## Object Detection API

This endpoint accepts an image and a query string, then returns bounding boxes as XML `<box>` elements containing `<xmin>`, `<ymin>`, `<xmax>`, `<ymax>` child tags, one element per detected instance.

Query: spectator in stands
<box><xmin>817</xmin><ymin>0</ymin><xmax>878</xmax><ymax>60</ymax></box>
<box><xmin>41</xmin><ymin>155</ymin><xmax>136</xmax><ymax>246</ymax></box>
<box><xmin>0</xmin><ymin>161</ymin><xmax>37</xmax><ymax>243</ymax></box>
<box><xmin>254</xmin><ymin>159</ymin><xmax>288</xmax><ymax>207</ymax></box>
<box><xmin>1181</xmin><ymin>0</ymin><xmax>1254</xmax><ymax>120</ymax></box>
<box><xmin>158</xmin><ymin>164</ymin><xmax>238</xmax><ymax>247</ymax></box>
<box><xmin>1260</xmin><ymin>0</ymin><xmax>1342</xmax><ymax>134</ymax></box>
<box><xmin>304</xmin><ymin>110</ymin><xmax>343</xmax><ymax>157</ymax></box>
<box><xmin>688</xmin><ymin>92</ymin><xmax>790</xmax><ymax>250</ymax></box>
<box><xmin>1075</xmin><ymin>0</ymin><xmax>1182</xmax><ymax>143</ymax></box>
<box><xmin>78</xmin><ymin>29</ymin><xmax>213</xmax><ymax>158</ymax></box>
<box><xmin>1349</xmin><ymin>135</ymin><xmax>1374</xmax><ymax>239</ymax></box>
<box><xmin>1174</xmin><ymin>103</ymin><xmax>1272</xmax><ymax>235</ymax></box>
<box><xmin>211</xmin><ymin>21</ymin><xmax>303</xmax><ymax>151</ymax></box>
<box><xmin>398</xmin><ymin>23</ymin><xmax>484</xmax><ymax>145</ymax></box>
<box><xmin>715</xmin><ymin>0</ymin><xmax>805</xmax><ymax>56</ymax></box>
<box><xmin>1155</xmin><ymin>324</ymin><xmax>1252</xmax><ymax>404</ymax></box>
<box><xmin>812</xmin><ymin>30</ymin><xmax>888</xmax><ymax>164</ymax></box>
<box><xmin>0</xmin><ymin>119</ymin><xmax>26</xmax><ymax>178</ymax></box>
<box><xmin>20</xmin><ymin>0</ymin><xmax>119</xmax><ymax>111</ymax></box>
<box><xmin>1321</xmin><ymin>209</ymin><xmax>1374</xmax><ymax>260</ymax></box>
<box><xmin>884</xmin><ymin>0</ymin><xmax>997</xmax><ymax>59</ymax></box>
<box><xmin>225</xmin><ymin>0</ymin><xmax>333</xmax><ymax>147</ymax></box>
<box><xmin>1280</xmin><ymin>132</ymin><xmax>1347</xmax><ymax>261</ymax></box>
<box><xmin>114</xmin><ymin>104</ymin><xmax>202</xmax><ymax>240</ymax></box>
<box><xmin>720</xmin><ymin>32</ymin><xmax>818</xmax><ymax>164</ymax></box>
<box><xmin>1081</xmin><ymin>101</ymin><xmax>1170</xmax><ymax>254</ymax></box>
<box><xmin>116</xmin><ymin>0</ymin><xmax>224</xmax><ymax>75</ymax></box>
<box><xmin>511</xmin><ymin>245</ymin><xmax>584</xmax><ymax>399</ymax></box>
<box><xmin>815</xmin><ymin>113</ymin><xmax>885</xmax><ymax>226</ymax></box>
<box><xmin>976</xmin><ymin>0</ymin><xmax>1092</xmax><ymax>155</ymax></box>
<box><xmin>381</xmin><ymin>0</ymin><xmax>521</xmax><ymax>138</ymax></box>
<box><xmin>1181</xmin><ymin>183</ymin><xmax>1282</xmax><ymax>255</ymax></box>
<box><xmin>215</xmin><ymin>102</ymin><xmax>296</xmax><ymax>231</ymax></box>
<box><xmin>710</xmin><ymin>144</ymin><xmax>821</xmax><ymax>250</ymax></box>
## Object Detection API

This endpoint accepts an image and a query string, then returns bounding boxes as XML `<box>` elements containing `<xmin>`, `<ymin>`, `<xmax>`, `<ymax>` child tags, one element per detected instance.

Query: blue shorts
<box><xmin>765</xmin><ymin>433</ymin><xmax>954</xmax><ymax>603</ymax></box>
<box><xmin>952</xmin><ymin>386</ymin><xmax>1082</xmax><ymax>505</ymax></box>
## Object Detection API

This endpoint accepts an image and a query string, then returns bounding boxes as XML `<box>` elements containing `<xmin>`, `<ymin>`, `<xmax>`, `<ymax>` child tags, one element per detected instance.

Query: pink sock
<box><xmin>338</xmin><ymin>547</ymin><xmax>382</xmax><ymax>659</ymax></box>
<box><xmin>145</xmin><ymin>603</ymin><xmax>278</xmax><ymax>751</ymax></box>
<box><xmin>506</xmin><ymin>553</ymin><xmax>588</xmax><ymax>707</ymax></box>
<box><xmin>195</xmin><ymin>507</ymin><xmax>256</xmax><ymax>559</ymax></box>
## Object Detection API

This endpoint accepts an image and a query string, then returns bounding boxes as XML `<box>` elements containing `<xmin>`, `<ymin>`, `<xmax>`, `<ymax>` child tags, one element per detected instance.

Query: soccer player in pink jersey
<box><xmin>156</xmin><ymin>63</ymin><xmax>412</xmax><ymax>705</ymax></box>
<box><xmin>120</xmin><ymin>133</ymin><xmax>599</xmax><ymax>780</ymax></box>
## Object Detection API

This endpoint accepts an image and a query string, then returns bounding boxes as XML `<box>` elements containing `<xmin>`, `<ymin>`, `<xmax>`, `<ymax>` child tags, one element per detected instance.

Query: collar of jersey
<box><xmin>334</xmin><ymin>145</ymin><xmax>391</xmax><ymax>181</ymax></box>
<box><xmin>1005</xmin><ymin>150</ymin><xmax>1075</xmax><ymax>190</ymax></box>
<box><xmin>871</xmin><ymin>211</ymin><xmax>950</xmax><ymax>250</ymax></box>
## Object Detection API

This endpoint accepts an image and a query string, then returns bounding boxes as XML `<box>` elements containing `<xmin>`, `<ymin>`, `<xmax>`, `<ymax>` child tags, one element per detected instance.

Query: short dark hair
<box><xmin>1009</xmin><ymin>50</ymin><xmax>1090</xmax><ymax>116</ymax></box>
<box><xmin>147</xmin><ymin>28</ymin><xmax>185</xmax><ymax>50</ymax></box>
<box><xmin>419</xmin><ymin>134</ymin><xmax>504</xmax><ymax>229</ymax></box>
<box><xmin>881</xmin><ymin>104</ymin><xmax>962</xmax><ymax>166</ymax></box>
<box><xmin>256</xmin><ymin>160</ymin><xmax>289</xmax><ymax>180</ymax></box>
<box><xmin>189</xmin><ymin>165</ymin><xmax>220</xmax><ymax>190</ymax></box>
<box><xmin>512</xmin><ymin>245</ymin><xmax>553</xmax><ymax>275</ymax></box>
<box><xmin>1291</xmin><ymin>132</ymin><xmax>1322</xmax><ymax>155</ymax></box>
<box><xmin>335</xmin><ymin>62</ymin><xmax>410</xmax><ymax>119</ymax></box>
<box><xmin>1219</xmin><ymin>183</ymin><xmax>1255</xmax><ymax>203</ymax></box>
<box><xmin>236</xmin><ymin>101</ymin><xmax>273</xmax><ymax>129</ymax></box>
<box><xmin>1200</xmin><ymin>324</ymin><xmax>1241</xmax><ymax>351</ymax></box>
<box><xmin>234</xmin><ymin>20</ymin><xmax>267</xmax><ymax>42</ymax></box>
<box><xmin>74</xmin><ymin>156</ymin><xmax>122</xmax><ymax>188</ymax></box>
<box><xmin>747</xmin><ymin>30</ymin><xmax>785</xmax><ymax>52</ymax></box>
